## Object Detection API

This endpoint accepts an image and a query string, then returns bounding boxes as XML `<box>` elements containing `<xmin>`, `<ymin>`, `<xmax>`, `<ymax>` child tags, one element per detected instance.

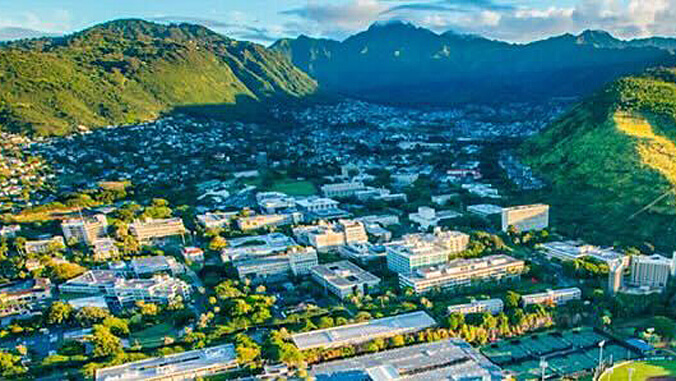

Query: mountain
<box><xmin>0</xmin><ymin>27</ymin><xmax>56</xmax><ymax>41</ymax></box>
<box><xmin>271</xmin><ymin>23</ymin><xmax>676</xmax><ymax>104</ymax></box>
<box><xmin>521</xmin><ymin>67</ymin><xmax>676</xmax><ymax>249</ymax></box>
<box><xmin>0</xmin><ymin>19</ymin><xmax>317</xmax><ymax>136</ymax></box>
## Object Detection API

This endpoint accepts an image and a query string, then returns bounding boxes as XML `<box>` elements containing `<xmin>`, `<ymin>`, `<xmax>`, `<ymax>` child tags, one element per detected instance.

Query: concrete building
<box><xmin>296</xmin><ymin>196</ymin><xmax>350</xmax><ymax>220</ymax></box>
<box><xmin>129</xmin><ymin>218</ymin><xmax>187</xmax><ymax>244</ymax></box>
<box><xmin>386</xmin><ymin>229</ymin><xmax>470</xmax><ymax>275</ymax></box>
<box><xmin>292</xmin><ymin>311</ymin><xmax>435</xmax><ymax>350</ymax></box>
<box><xmin>310</xmin><ymin>338</ymin><xmax>503</xmax><ymax>381</ymax></box>
<box><xmin>540</xmin><ymin>241</ymin><xmax>628</xmax><ymax>265</ymax></box>
<box><xmin>182</xmin><ymin>247</ymin><xmax>205</xmax><ymax>263</ymax></box>
<box><xmin>339</xmin><ymin>242</ymin><xmax>388</xmax><ymax>263</ymax></box>
<box><xmin>448</xmin><ymin>299</ymin><xmax>504</xmax><ymax>316</ymax></box>
<box><xmin>256</xmin><ymin>192</ymin><xmax>297</xmax><ymax>213</ymax></box>
<box><xmin>409</xmin><ymin>207</ymin><xmax>462</xmax><ymax>230</ymax></box>
<box><xmin>400</xmin><ymin>255</ymin><xmax>526</xmax><ymax>294</ymax></box>
<box><xmin>294</xmin><ymin>220</ymin><xmax>368</xmax><ymax>253</ymax></box>
<box><xmin>61</xmin><ymin>214</ymin><xmax>108</xmax><ymax>245</ymax></box>
<box><xmin>237</xmin><ymin>212</ymin><xmax>302</xmax><ymax>231</ymax></box>
<box><xmin>321</xmin><ymin>181</ymin><xmax>367</xmax><ymax>198</ymax></box>
<box><xmin>310</xmin><ymin>260</ymin><xmax>381</xmax><ymax>299</ymax></box>
<box><xmin>130</xmin><ymin>256</ymin><xmax>183</xmax><ymax>276</ymax></box>
<box><xmin>628</xmin><ymin>254</ymin><xmax>675</xmax><ymax>290</ymax></box>
<box><xmin>221</xmin><ymin>233</ymin><xmax>297</xmax><ymax>262</ymax></box>
<box><xmin>357</xmin><ymin>215</ymin><xmax>400</xmax><ymax>227</ymax></box>
<box><xmin>608</xmin><ymin>260</ymin><xmax>624</xmax><ymax>296</ymax></box>
<box><xmin>521</xmin><ymin>288</ymin><xmax>582</xmax><ymax>307</ymax></box>
<box><xmin>501</xmin><ymin>204</ymin><xmax>549</xmax><ymax>232</ymax></box>
<box><xmin>467</xmin><ymin>204</ymin><xmax>503</xmax><ymax>218</ymax></box>
<box><xmin>196</xmin><ymin>212</ymin><xmax>238</xmax><ymax>230</ymax></box>
<box><xmin>60</xmin><ymin>271</ymin><xmax>191</xmax><ymax>305</ymax></box>
<box><xmin>0</xmin><ymin>278</ymin><xmax>52</xmax><ymax>318</ymax></box>
<box><xmin>0</xmin><ymin>225</ymin><xmax>20</xmax><ymax>238</ymax></box>
<box><xmin>92</xmin><ymin>238</ymin><xmax>119</xmax><ymax>260</ymax></box>
<box><xmin>25</xmin><ymin>236</ymin><xmax>65</xmax><ymax>255</ymax></box>
<box><xmin>234</xmin><ymin>246</ymin><xmax>318</xmax><ymax>282</ymax></box>
<box><xmin>95</xmin><ymin>344</ymin><xmax>239</xmax><ymax>381</ymax></box>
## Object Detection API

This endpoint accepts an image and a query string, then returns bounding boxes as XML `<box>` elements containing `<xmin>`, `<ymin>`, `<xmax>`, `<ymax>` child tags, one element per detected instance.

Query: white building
<box><xmin>129</xmin><ymin>218</ymin><xmax>187</xmax><ymax>244</ymax></box>
<box><xmin>321</xmin><ymin>182</ymin><xmax>367</xmax><ymax>198</ymax></box>
<box><xmin>237</xmin><ymin>212</ymin><xmax>303</xmax><ymax>231</ymax></box>
<box><xmin>501</xmin><ymin>204</ymin><xmax>549</xmax><ymax>232</ymax></box>
<box><xmin>234</xmin><ymin>246</ymin><xmax>318</xmax><ymax>282</ymax></box>
<box><xmin>409</xmin><ymin>207</ymin><xmax>462</xmax><ymax>230</ymax></box>
<box><xmin>92</xmin><ymin>238</ymin><xmax>119</xmax><ymax>260</ymax></box>
<box><xmin>310</xmin><ymin>260</ymin><xmax>381</xmax><ymax>299</ymax></box>
<box><xmin>467</xmin><ymin>204</ymin><xmax>503</xmax><ymax>218</ymax></box>
<box><xmin>339</xmin><ymin>242</ymin><xmax>388</xmax><ymax>263</ymax></box>
<box><xmin>130</xmin><ymin>256</ymin><xmax>183</xmax><ymax>276</ymax></box>
<box><xmin>447</xmin><ymin>299</ymin><xmax>504</xmax><ymax>316</ymax></box>
<box><xmin>521</xmin><ymin>288</ymin><xmax>582</xmax><ymax>307</ymax></box>
<box><xmin>196</xmin><ymin>212</ymin><xmax>238</xmax><ymax>230</ymax></box>
<box><xmin>540</xmin><ymin>241</ymin><xmax>628</xmax><ymax>265</ymax></box>
<box><xmin>182</xmin><ymin>247</ymin><xmax>205</xmax><ymax>263</ymax></box>
<box><xmin>387</xmin><ymin>229</ymin><xmax>470</xmax><ymax>275</ymax></box>
<box><xmin>293</xmin><ymin>220</ymin><xmax>368</xmax><ymax>253</ymax></box>
<box><xmin>221</xmin><ymin>233</ymin><xmax>297</xmax><ymax>262</ymax></box>
<box><xmin>25</xmin><ymin>236</ymin><xmax>65</xmax><ymax>255</ymax></box>
<box><xmin>256</xmin><ymin>192</ymin><xmax>297</xmax><ymax>213</ymax></box>
<box><xmin>61</xmin><ymin>214</ymin><xmax>108</xmax><ymax>245</ymax></box>
<box><xmin>628</xmin><ymin>254</ymin><xmax>675</xmax><ymax>290</ymax></box>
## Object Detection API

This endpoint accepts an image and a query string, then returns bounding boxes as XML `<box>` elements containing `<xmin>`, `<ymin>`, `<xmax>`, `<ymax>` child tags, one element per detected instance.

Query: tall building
<box><xmin>501</xmin><ymin>204</ymin><xmax>549</xmax><ymax>232</ymax></box>
<box><xmin>628</xmin><ymin>254</ymin><xmax>673</xmax><ymax>290</ymax></box>
<box><xmin>386</xmin><ymin>229</ymin><xmax>470</xmax><ymax>275</ymax></box>
<box><xmin>608</xmin><ymin>260</ymin><xmax>624</xmax><ymax>295</ymax></box>
<box><xmin>61</xmin><ymin>214</ymin><xmax>108</xmax><ymax>245</ymax></box>
<box><xmin>129</xmin><ymin>218</ymin><xmax>187</xmax><ymax>245</ymax></box>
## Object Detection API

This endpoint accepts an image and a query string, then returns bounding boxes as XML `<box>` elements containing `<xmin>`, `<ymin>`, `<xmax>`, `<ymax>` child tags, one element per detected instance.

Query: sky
<box><xmin>0</xmin><ymin>0</ymin><xmax>675</xmax><ymax>44</ymax></box>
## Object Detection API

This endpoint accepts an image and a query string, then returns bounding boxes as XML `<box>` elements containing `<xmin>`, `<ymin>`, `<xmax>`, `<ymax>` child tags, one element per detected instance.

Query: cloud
<box><xmin>149</xmin><ymin>15</ymin><xmax>282</xmax><ymax>43</ymax></box>
<box><xmin>280</xmin><ymin>0</ymin><xmax>386</xmax><ymax>37</ymax></box>
<box><xmin>0</xmin><ymin>9</ymin><xmax>72</xmax><ymax>35</ymax></box>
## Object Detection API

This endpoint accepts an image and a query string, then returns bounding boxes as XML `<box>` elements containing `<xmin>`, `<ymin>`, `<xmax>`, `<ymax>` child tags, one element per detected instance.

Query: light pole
<box><xmin>598</xmin><ymin>340</ymin><xmax>606</xmax><ymax>370</ymax></box>
<box><xmin>540</xmin><ymin>357</ymin><xmax>548</xmax><ymax>381</ymax></box>
<box><xmin>628</xmin><ymin>367</ymin><xmax>635</xmax><ymax>381</ymax></box>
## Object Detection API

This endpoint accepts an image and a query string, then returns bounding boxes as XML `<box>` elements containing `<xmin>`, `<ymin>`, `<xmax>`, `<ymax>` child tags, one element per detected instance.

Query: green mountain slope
<box><xmin>0</xmin><ymin>19</ymin><xmax>317</xmax><ymax>136</ymax></box>
<box><xmin>521</xmin><ymin>68</ymin><xmax>676</xmax><ymax>248</ymax></box>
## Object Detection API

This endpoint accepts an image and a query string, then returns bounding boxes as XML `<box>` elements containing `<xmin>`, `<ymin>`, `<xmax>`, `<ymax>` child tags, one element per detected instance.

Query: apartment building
<box><xmin>447</xmin><ymin>299</ymin><xmax>504</xmax><ymax>316</ymax></box>
<box><xmin>25</xmin><ymin>236</ymin><xmax>65</xmax><ymax>255</ymax></box>
<box><xmin>234</xmin><ymin>246</ymin><xmax>318</xmax><ymax>282</ymax></box>
<box><xmin>386</xmin><ymin>229</ymin><xmax>470</xmax><ymax>275</ymax></box>
<box><xmin>0</xmin><ymin>278</ymin><xmax>52</xmax><ymax>318</ymax></box>
<box><xmin>310</xmin><ymin>260</ymin><xmax>381</xmax><ymax>299</ymax></box>
<box><xmin>501</xmin><ymin>204</ymin><xmax>549</xmax><ymax>232</ymax></box>
<box><xmin>237</xmin><ymin>212</ymin><xmax>302</xmax><ymax>231</ymax></box>
<box><xmin>61</xmin><ymin>214</ymin><xmax>108</xmax><ymax>245</ymax></box>
<box><xmin>628</xmin><ymin>254</ymin><xmax>675</xmax><ymax>290</ymax></box>
<box><xmin>399</xmin><ymin>255</ymin><xmax>526</xmax><ymax>294</ymax></box>
<box><xmin>60</xmin><ymin>270</ymin><xmax>191</xmax><ymax>305</ymax></box>
<box><xmin>129</xmin><ymin>218</ymin><xmax>187</xmax><ymax>244</ymax></box>
<box><xmin>521</xmin><ymin>288</ymin><xmax>582</xmax><ymax>307</ymax></box>
<box><xmin>95</xmin><ymin>344</ymin><xmax>238</xmax><ymax>381</ymax></box>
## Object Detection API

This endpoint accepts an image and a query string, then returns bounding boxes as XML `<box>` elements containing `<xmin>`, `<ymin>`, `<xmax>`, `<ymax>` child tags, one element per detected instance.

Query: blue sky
<box><xmin>0</xmin><ymin>0</ymin><xmax>674</xmax><ymax>44</ymax></box>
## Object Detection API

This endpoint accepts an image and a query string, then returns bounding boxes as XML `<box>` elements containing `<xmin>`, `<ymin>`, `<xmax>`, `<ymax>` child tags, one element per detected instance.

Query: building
<box><xmin>310</xmin><ymin>260</ymin><xmax>381</xmax><ymax>299</ymax></box>
<box><xmin>257</xmin><ymin>192</ymin><xmax>297</xmax><ymax>213</ymax></box>
<box><xmin>521</xmin><ymin>288</ymin><xmax>582</xmax><ymax>307</ymax></box>
<box><xmin>386</xmin><ymin>229</ymin><xmax>470</xmax><ymax>275</ymax></box>
<box><xmin>321</xmin><ymin>181</ymin><xmax>367</xmax><ymax>198</ymax></box>
<box><xmin>0</xmin><ymin>278</ymin><xmax>52</xmax><ymax>318</ymax></box>
<box><xmin>95</xmin><ymin>344</ymin><xmax>239</xmax><ymax>381</ymax></box>
<box><xmin>292</xmin><ymin>311</ymin><xmax>436</xmax><ymax>350</ymax></box>
<box><xmin>0</xmin><ymin>225</ymin><xmax>20</xmax><ymax>238</ymax></box>
<box><xmin>540</xmin><ymin>241</ymin><xmax>627</xmax><ymax>265</ymax></box>
<box><xmin>339</xmin><ymin>242</ymin><xmax>388</xmax><ymax>263</ymax></box>
<box><xmin>408</xmin><ymin>206</ymin><xmax>462</xmax><ymax>230</ymax></box>
<box><xmin>61</xmin><ymin>214</ymin><xmax>108</xmax><ymax>245</ymax></box>
<box><xmin>25</xmin><ymin>236</ymin><xmax>65</xmax><ymax>255</ymax></box>
<box><xmin>196</xmin><ymin>212</ymin><xmax>238</xmax><ymax>230</ymax></box>
<box><xmin>432</xmin><ymin>194</ymin><xmax>458</xmax><ymax>206</ymax></box>
<box><xmin>60</xmin><ymin>270</ymin><xmax>191</xmax><ymax>305</ymax></box>
<box><xmin>237</xmin><ymin>212</ymin><xmax>303</xmax><ymax>231</ymax></box>
<box><xmin>294</xmin><ymin>220</ymin><xmax>368</xmax><ymax>253</ymax></box>
<box><xmin>627</xmin><ymin>254</ymin><xmax>675</xmax><ymax>290</ymax></box>
<box><xmin>130</xmin><ymin>256</ymin><xmax>183</xmax><ymax>276</ymax></box>
<box><xmin>129</xmin><ymin>218</ymin><xmax>187</xmax><ymax>244</ymax></box>
<box><xmin>608</xmin><ymin>260</ymin><xmax>624</xmax><ymax>295</ymax></box>
<box><xmin>448</xmin><ymin>299</ymin><xmax>504</xmax><ymax>316</ymax></box>
<box><xmin>467</xmin><ymin>204</ymin><xmax>503</xmax><ymax>218</ymax></box>
<box><xmin>234</xmin><ymin>246</ymin><xmax>318</xmax><ymax>282</ymax></box>
<box><xmin>400</xmin><ymin>255</ymin><xmax>526</xmax><ymax>294</ymax></box>
<box><xmin>310</xmin><ymin>338</ymin><xmax>503</xmax><ymax>381</ymax></box>
<box><xmin>92</xmin><ymin>238</ymin><xmax>119</xmax><ymax>260</ymax></box>
<box><xmin>182</xmin><ymin>247</ymin><xmax>205</xmax><ymax>263</ymax></box>
<box><xmin>221</xmin><ymin>233</ymin><xmax>297</xmax><ymax>262</ymax></box>
<box><xmin>501</xmin><ymin>204</ymin><xmax>549</xmax><ymax>232</ymax></box>
<box><xmin>357</xmin><ymin>215</ymin><xmax>400</xmax><ymax>227</ymax></box>
<box><xmin>296</xmin><ymin>196</ymin><xmax>349</xmax><ymax>220</ymax></box>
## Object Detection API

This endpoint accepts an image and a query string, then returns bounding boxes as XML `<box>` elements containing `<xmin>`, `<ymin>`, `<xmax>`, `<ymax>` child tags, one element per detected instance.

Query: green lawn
<box><xmin>600</xmin><ymin>360</ymin><xmax>676</xmax><ymax>381</ymax></box>
<box><xmin>269</xmin><ymin>180</ymin><xmax>316</xmax><ymax>196</ymax></box>
<box><xmin>130</xmin><ymin>322</ymin><xmax>176</xmax><ymax>348</ymax></box>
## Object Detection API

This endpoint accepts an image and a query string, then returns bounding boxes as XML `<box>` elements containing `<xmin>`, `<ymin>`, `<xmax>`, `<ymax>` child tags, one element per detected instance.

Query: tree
<box><xmin>47</xmin><ymin>301</ymin><xmax>74</xmax><ymax>325</ymax></box>
<box><xmin>235</xmin><ymin>333</ymin><xmax>261</xmax><ymax>366</ymax></box>
<box><xmin>0</xmin><ymin>350</ymin><xmax>27</xmax><ymax>378</ymax></box>
<box><xmin>504</xmin><ymin>291</ymin><xmax>522</xmax><ymax>309</ymax></box>
<box><xmin>50</xmin><ymin>262</ymin><xmax>86</xmax><ymax>282</ymax></box>
<box><xmin>209</xmin><ymin>235</ymin><xmax>228</xmax><ymax>252</ymax></box>
<box><xmin>317</xmin><ymin>316</ymin><xmax>334</xmax><ymax>329</ymax></box>
<box><xmin>103</xmin><ymin>316</ymin><xmax>130</xmax><ymax>337</ymax></box>
<box><xmin>89</xmin><ymin>325</ymin><xmax>122</xmax><ymax>358</ymax></box>
<box><xmin>137</xmin><ymin>301</ymin><xmax>160</xmax><ymax>317</ymax></box>
<box><xmin>76</xmin><ymin>307</ymin><xmax>111</xmax><ymax>327</ymax></box>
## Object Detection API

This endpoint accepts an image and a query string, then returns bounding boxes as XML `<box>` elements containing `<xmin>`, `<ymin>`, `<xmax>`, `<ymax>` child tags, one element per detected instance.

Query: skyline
<box><xmin>0</xmin><ymin>0</ymin><xmax>674</xmax><ymax>45</ymax></box>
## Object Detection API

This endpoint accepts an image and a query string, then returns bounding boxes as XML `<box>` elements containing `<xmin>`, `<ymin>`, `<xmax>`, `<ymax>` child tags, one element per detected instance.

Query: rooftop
<box><xmin>311</xmin><ymin>261</ymin><xmax>380</xmax><ymax>289</ymax></box>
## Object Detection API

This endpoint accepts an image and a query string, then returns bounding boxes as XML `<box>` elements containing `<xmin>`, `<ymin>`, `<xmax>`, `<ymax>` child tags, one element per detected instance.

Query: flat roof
<box><xmin>95</xmin><ymin>344</ymin><xmax>237</xmax><ymax>381</ymax></box>
<box><xmin>311</xmin><ymin>338</ymin><xmax>503</xmax><ymax>381</ymax></box>
<box><xmin>292</xmin><ymin>311</ymin><xmax>436</xmax><ymax>350</ymax></box>
<box><xmin>311</xmin><ymin>261</ymin><xmax>380</xmax><ymax>289</ymax></box>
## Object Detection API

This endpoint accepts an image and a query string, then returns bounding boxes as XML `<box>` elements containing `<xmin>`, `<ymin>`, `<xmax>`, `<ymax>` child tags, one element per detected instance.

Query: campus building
<box><xmin>448</xmin><ymin>299</ymin><xmax>504</xmax><ymax>316</ymax></box>
<box><xmin>130</xmin><ymin>256</ymin><xmax>183</xmax><ymax>276</ymax></box>
<box><xmin>467</xmin><ymin>204</ymin><xmax>503</xmax><ymax>218</ymax></box>
<box><xmin>95</xmin><ymin>344</ymin><xmax>239</xmax><ymax>381</ymax></box>
<box><xmin>399</xmin><ymin>255</ymin><xmax>526</xmax><ymax>294</ymax></box>
<box><xmin>61</xmin><ymin>214</ymin><xmax>108</xmax><ymax>245</ymax></box>
<box><xmin>182</xmin><ymin>247</ymin><xmax>205</xmax><ymax>263</ymax></box>
<box><xmin>627</xmin><ymin>254</ymin><xmax>675</xmax><ymax>290</ymax></box>
<box><xmin>0</xmin><ymin>278</ymin><xmax>52</xmax><ymax>318</ymax></box>
<box><xmin>310</xmin><ymin>260</ymin><xmax>381</xmax><ymax>299</ymax></box>
<box><xmin>129</xmin><ymin>218</ymin><xmax>187</xmax><ymax>244</ymax></box>
<box><xmin>293</xmin><ymin>220</ymin><xmax>368</xmax><ymax>253</ymax></box>
<box><xmin>310</xmin><ymin>338</ymin><xmax>503</xmax><ymax>381</ymax></box>
<box><xmin>24</xmin><ymin>236</ymin><xmax>65</xmax><ymax>255</ymax></box>
<box><xmin>408</xmin><ymin>206</ymin><xmax>462</xmax><ymax>230</ymax></box>
<box><xmin>234</xmin><ymin>246</ymin><xmax>318</xmax><ymax>282</ymax></box>
<box><xmin>196</xmin><ymin>212</ymin><xmax>238</xmax><ymax>230</ymax></box>
<box><xmin>501</xmin><ymin>204</ymin><xmax>550</xmax><ymax>232</ymax></box>
<box><xmin>321</xmin><ymin>181</ymin><xmax>367</xmax><ymax>198</ymax></box>
<box><xmin>221</xmin><ymin>233</ymin><xmax>297</xmax><ymax>262</ymax></box>
<box><xmin>237</xmin><ymin>212</ymin><xmax>303</xmax><ymax>231</ymax></box>
<box><xmin>256</xmin><ymin>192</ymin><xmax>297</xmax><ymax>213</ymax></box>
<box><xmin>60</xmin><ymin>270</ymin><xmax>191</xmax><ymax>305</ymax></box>
<box><xmin>92</xmin><ymin>238</ymin><xmax>119</xmax><ymax>260</ymax></box>
<box><xmin>292</xmin><ymin>311</ymin><xmax>436</xmax><ymax>350</ymax></box>
<box><xmin>338</xmin><ymin>242</ymin><xmax>388</xmax><ymax>263</ymax></box>
<box><xmin>521</xmin><ymin>288</ymin><xmax>582</xmax><ymax>307</ymax></box>
<box><xmin>386</xmin><ymin>229</ymin><xmax>471</xmax><ymax>275</ymax></box>
<box><xmin>295</xmin><ymin>196</ymin><xmax>350</xmax><ymax>220</ymax></box>
<box><xmin>540</xmin><ymin>241</ymin><xmax>627</xmax><ymax>265</ymax></box>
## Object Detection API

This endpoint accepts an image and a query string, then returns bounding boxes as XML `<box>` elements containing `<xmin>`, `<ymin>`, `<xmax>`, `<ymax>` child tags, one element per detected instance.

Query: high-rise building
<box><xmin>628</xmin><ymin>254</ymin><xmax>673</xmax><ymax>290</ymax></box>
<box><xmin>501</xmin><ymin>204</ymin><xmax>549</xmax><ymax>232</ymax></box>
<box><xmin>386</xmin><ymin>229</ymin><xmax>470</xmax><ymax>275</ymax></box>
<box><xmin>608</xmin><ymin>260</ymin><xmax>624</xmax><ymax>295</ymax></box>
<box><xmin>61</xmin><ymin>214</ymin><xmax>108</xmax><ymax>245</ymax></box>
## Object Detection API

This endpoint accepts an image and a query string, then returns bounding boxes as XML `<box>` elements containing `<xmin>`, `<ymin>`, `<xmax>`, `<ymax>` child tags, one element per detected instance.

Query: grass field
<box><xmin>268</xmin><ymin>180</ymin><xmax>316</xmax><ymax>196</ymax></box>
<box><xmin>600</xmin><ymin>360</ymin><xmax>676</xmax><ymax>381</ymax></box>
<box><xmin>130</xmin><ymin>322</ymin><xmax>176</xmax><ymax>348</ymax></box>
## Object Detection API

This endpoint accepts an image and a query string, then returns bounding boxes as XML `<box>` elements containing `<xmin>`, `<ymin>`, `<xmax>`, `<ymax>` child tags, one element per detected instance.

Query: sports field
<box><xmin>600</xmin><ymin>360</ymin><xmax>676</xmax><ymax>381</ymax></box>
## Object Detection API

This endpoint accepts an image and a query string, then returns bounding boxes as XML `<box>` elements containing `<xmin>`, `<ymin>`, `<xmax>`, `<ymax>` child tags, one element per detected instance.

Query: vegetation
<box><xmin>0</xmin><ymin>19</ymin><xmax>317</xmax><ymax>136</ymax></box>
<box><xmin>600</xmin><ymin>360</ymin><xmax>676</xmax><ymax>381</ymax></box>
